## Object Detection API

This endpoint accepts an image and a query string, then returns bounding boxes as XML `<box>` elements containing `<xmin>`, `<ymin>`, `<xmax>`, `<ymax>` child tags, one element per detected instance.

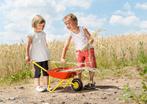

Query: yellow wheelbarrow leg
<box><xmin>62</xmin><ymin>79</ymin><xmax>71</xmax><ymax>88</ymax></box>
<box><xmin>49</xmin><ymin>80</ymin><xmax>64</xmax><ymax>93</ymax></box>
<box><xmin>47</xmin><ymin>76</ymin><xmax>51</xmax><ymax>91</ymax></box>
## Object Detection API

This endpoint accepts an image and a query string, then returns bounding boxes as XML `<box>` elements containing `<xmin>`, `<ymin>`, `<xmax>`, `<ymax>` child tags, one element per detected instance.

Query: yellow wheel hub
<box><xmin>73</xmin><ymin>82</ymin><xmax>79</xmax><ymax>89</ymax></box>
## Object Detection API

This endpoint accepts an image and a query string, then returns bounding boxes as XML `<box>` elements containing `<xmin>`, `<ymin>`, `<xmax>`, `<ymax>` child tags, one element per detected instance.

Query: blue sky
<box><xmin>0</xmin><ymin>0</ymin><xmax>147</xmax><ymax>44</ymax></box>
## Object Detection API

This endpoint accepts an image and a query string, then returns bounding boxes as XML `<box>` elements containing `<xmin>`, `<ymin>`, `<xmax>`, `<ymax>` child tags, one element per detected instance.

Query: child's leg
<box><xmin>42</xmin><ymin>76</ymin><xmax>49</xmax><ymax>87</ymax></box>
<box><xmin>89</xmin><ymin>71</ymin><xmax>95</xmax><ymax>84</ymax></box>
<box><xmin>41</xmin><ymin>61</ymin><xmax>49</xmax><ymax>88</ymax></box>
<box><xmin>34</xmin><ymin>78</ymin><xmax>40</xmax><ymax>86</ymax></box>
<box><xmin>85</xmin><ymin>48</ymin><xmax>97</xmax><ymax>84</ymax></box>
<box><xmin>33</xmin><ymin>61</ymin><xmax>51</xmax><ymax>92</ymax></box>
<box><xmin>34</xmin><ymin>62</ymin><xmax>47</xmax><ymax>92</ymax></box>
<box><xmin>34</xmin><ymin>62</ymin><xmax>42</xmax><ymax>86</ymax></box>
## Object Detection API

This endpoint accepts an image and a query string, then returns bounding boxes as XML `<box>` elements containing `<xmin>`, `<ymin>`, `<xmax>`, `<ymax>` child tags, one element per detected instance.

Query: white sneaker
<box><xmin>36</xmin><ymin>86</ymin><xmax>46</xmax><ymax>92</ymax></box>
<box><xmin>43</xmin><ymin>86</ymin><xmax>52</xmax><ymax>92</ymax></box>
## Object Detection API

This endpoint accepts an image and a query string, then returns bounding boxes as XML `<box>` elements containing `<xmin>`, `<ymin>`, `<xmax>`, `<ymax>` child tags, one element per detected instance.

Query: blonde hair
<box><xmin>32</xmin><ymin>15</ymin><xmax>46</xmax><ymax>28</ymax></box>
<box><xmin>63</xmin><ymin>13</ymin><xmax>78</xmax><ymax>24</ymax></box>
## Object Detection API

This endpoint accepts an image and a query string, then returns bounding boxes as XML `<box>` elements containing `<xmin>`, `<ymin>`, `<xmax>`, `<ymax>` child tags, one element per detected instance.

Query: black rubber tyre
<box><xmin>71</xmin><ymin>78</ymin><xmax>83</xmax><ymax>91</ymax></box>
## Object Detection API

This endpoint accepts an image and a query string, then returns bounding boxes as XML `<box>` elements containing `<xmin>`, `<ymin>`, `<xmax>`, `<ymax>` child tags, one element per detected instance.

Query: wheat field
<box><xmin>1</xmin><ymin>33</ymin><xmax>147</xmax><ymax>78</ymax></box>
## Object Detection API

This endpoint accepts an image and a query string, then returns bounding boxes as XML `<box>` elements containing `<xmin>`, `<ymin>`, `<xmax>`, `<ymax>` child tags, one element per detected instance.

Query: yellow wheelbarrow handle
<box><xmin>32</xmin><ymin>61</ymin><xmax>48</xmax><ymax>72</ymax></box>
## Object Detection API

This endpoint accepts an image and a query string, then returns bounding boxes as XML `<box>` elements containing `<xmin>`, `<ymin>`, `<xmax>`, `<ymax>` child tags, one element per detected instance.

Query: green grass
<box><xmin>121</xmin><ymin>66</ymin><xmax>147</xmax><ymax>104</ymax></box>
<box><xmin>0</xmin><ymin>69</ymin><xmax>33</xmax><ymax>85</ymax></box>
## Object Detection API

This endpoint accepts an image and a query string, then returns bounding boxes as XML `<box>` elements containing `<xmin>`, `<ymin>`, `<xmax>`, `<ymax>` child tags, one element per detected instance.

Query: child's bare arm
<box><xmin>61</xmin><ymin>35</ymin><xmax>72</xmax><ymax>62</ymax></box>
<box><xmin>83</xmin><ymin>28</ymin><xmax>94</xmax><ymax>44</ymax></box>
<box><xmin>26</xmin><ymin>36</ymin><xmax>32</xmax><ymax>63</ymax></box>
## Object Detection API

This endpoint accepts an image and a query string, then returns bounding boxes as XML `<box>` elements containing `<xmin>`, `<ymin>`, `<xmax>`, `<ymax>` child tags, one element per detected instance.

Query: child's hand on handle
<box><xmin>82</xmin><ymin>38</ymin><xmax>94</xmax><ymax>50</ymax></box>
<box><xmin>25</xmin><ymin>56</ymin><xmax>31</xmax><ymax>64</ymax></box>
<box><xmin>88</xmin><ymin>37</ymin><xmax>94</xmax><ymax>44</ymax></box>
<box><xmin>61</xmin><ymin>58</ymin><xmax>66</xmax><ymax>64</ymax></box>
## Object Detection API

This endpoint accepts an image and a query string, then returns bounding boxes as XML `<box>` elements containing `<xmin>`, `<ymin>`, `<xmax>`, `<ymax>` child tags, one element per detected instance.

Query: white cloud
<box><xmin>110</xmin><ymin>2</ymin><xmax>140</xmax><ymax>26</ymax></box>
<box><xmin>78</xmin><ymin>14</ymin><xmax>106</xmax><ymax>29</ymax></box>
<box><xmin>67</xmin><ymin>0</ymin><xmax>91</xmax><ymax>9</ymax></box>
<box><xmin>109</xmin><ymin>15</ymin><xmax>139</xmax><ymax>26</ymax></box>
<box><xmin>115</xmin><ymin>10</ymin><xmax>134</xmax><ymax>17</ymax></box>
<box><xmin>0</xmin><ymin>0</ymin><xmax>92</xmax><ymax>44</ymax></box>
<box><xmin>136</xmin><ymin>2</ymin><xmax>147</xmax><ymax>10</ymax></box>
<box><xmin>114</xmin><ymin>2</ymin><xmax>134</xmax><ymax>16</ymax></box>
<box><xmin>109</xmin><ymin>2</ymin><xmax>147</xmax><ymax>32</ymax></box>
<box><xmin>140</xmin><ymin>21</ymin><xmax>147</xmax><ymax>29</ymax></box>
<box><xmin>0</xmin><ymin>31</ymin><xmax>25</xmax><ymax>44</ymax></box>
<box><xmin>53</xmin><ymin>0</ymin><xmax>91</xmax><ymax>12</ymax></box>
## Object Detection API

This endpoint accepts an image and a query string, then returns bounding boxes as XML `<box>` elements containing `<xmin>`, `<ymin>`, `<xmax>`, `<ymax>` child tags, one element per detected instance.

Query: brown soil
<box><xmin>0</xmin><ymin>77</ymin><xmax>141</xmax><ymax>104</ymax></box>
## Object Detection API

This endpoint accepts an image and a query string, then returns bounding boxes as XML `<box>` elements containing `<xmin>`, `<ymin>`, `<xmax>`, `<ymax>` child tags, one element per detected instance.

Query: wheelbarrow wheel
<box><xmin>71</xmin><ymin>78</ymin><xmax>83</xmax><ymax>91</ymax></box>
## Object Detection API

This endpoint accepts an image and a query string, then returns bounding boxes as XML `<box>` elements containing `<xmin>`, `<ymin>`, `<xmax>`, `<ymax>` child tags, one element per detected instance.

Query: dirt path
<box><xmin>0</xmin><ymin>78</ymin><xmax>141</xmax><ymax>104</ymax></box>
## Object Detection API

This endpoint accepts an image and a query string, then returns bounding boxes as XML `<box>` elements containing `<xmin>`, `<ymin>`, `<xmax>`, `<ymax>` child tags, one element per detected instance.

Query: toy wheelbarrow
<box><xmin>32</xmin><ymin>61</ymin><xmax>83</xmax><ymax>92</ymax></box>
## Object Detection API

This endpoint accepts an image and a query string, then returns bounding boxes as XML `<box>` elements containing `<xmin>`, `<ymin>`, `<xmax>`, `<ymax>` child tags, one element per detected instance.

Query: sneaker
<box><xmin>84</xmin><ymin>83</ymin><xmax>92</xmax><ymax>90</ymax></box>
<box><xmin>43</xmin><ymin>86</ymin><xmax>52</xmax><ymax>92</ymax></box>
<box><xmin>84</xmin><ymin>83</ymin><xmax>96</xmax><ymax>90</ymax></box>
<box><xmin>36</xmin><ymin>86</ymin><xmax>46</xmax><ymax>92</ymax></box>
<box><xmin>43</xmin><ymin>85</ymin><xmax>53</xmax><ymax>91</ymax></box>
<box><xmin>90</xmin><ymin>83</ymin><xmax>96</xmax><ymax>89</ymax></box>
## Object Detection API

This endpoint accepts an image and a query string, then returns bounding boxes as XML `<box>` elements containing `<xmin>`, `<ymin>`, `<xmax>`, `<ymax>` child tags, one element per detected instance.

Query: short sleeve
<box><xmin>27</xmin><ymin>34</ymin><xmax>33</xmax><ymax>38</ymax></box>
<box><xmin>26</xmin><ymin>34</ymin><xmax>33</xmax><ymax>43</ymax></box>
<box><xmin>67</xmin><ymin>30</ymin><xmax>73</xmax><ymax>37</ymax></box>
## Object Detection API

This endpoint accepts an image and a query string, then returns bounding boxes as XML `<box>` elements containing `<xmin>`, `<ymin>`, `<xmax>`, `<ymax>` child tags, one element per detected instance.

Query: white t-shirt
<box><xmin>29</xmin><ymin>31</ymin><xmax>50</xmax><ymax>62</ymax></box>
<box><xmin>70</xmin><ymin>26</ymin><xmax>93</xmax><ymax>50</ymax></box>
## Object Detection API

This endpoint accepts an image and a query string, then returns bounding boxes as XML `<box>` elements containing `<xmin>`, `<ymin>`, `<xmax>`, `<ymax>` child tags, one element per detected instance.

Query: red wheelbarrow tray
<box><xmin>48</xmin><ymin>67</ymin><xmax>77</xmax><ymax>79</ymax></box>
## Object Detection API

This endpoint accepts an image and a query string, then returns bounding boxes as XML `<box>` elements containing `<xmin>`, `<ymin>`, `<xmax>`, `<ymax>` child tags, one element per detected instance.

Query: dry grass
<box><xmin>0</xmin><ymin>44</ymin><xmax>27</xmax><ymax>77</ymax></box>
<box><xmin>94</xmin><ymin>33</ymin><xmax>147</xmax><ymax>68</ymax></box>
<box><xmin>1</xmin><ymin>33</ymin><xmax>147</xmax><ymax>78</ymax></box>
